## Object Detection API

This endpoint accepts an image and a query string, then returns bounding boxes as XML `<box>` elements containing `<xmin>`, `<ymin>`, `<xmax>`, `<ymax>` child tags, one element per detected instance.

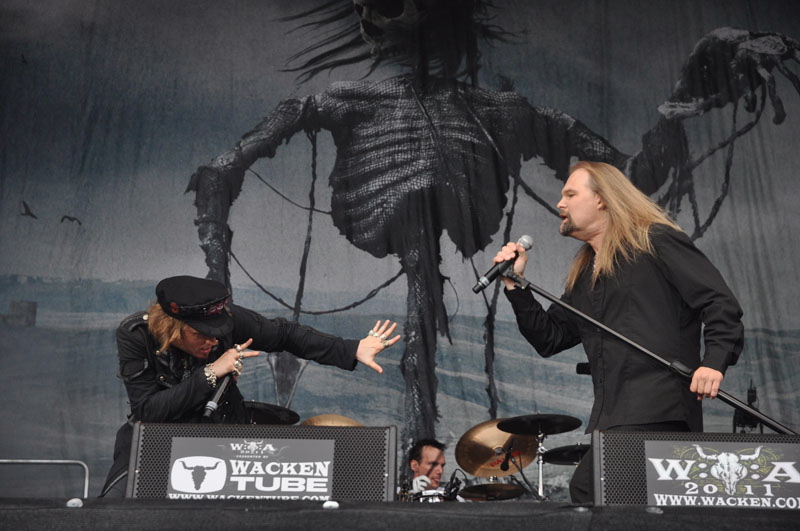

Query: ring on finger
<box><xmin>232</xmin><ymin>368</ymin><xmax>240</xmax><ymax>376</ymax></box>
<box><xmin>379</xmin><ymin>334</ymin><xmax>387</xmax><ymax>340</ymax></box>
<box><xmin>235</xmin><ymin>344</ymin><xmax>243</xmax><ymax>352</ymax></box>
<box><xmin>381</xmin><ymin>339</ymin><xmax>389</xmax><ymax>347</ymax></box>
<box><xmin>234</xmin><ymin>360</ymin><xmax>243</xmax><ymax>371</ymax></box>
<box><xmin>368</xmin><ymin>330</ymin><xmax>379</xmax><ymax>337</ymax></box>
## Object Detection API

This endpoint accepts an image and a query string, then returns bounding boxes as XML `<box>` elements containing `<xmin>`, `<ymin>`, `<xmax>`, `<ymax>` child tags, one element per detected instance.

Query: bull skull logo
<box><xmin>694</xmin><ymin>444</ymin><xmax>763</xmax><ymax>495</ymax></box>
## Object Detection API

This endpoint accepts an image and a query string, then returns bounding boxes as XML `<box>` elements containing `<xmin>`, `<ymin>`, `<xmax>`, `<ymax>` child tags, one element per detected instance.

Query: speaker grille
<box><xmin>597</xmin><ymin>431</ymin><xmax>800</xmax><ymax>505</ymax></box>
<box><xmin>130</xmin><ymin>424</ymin><xmax>395</xmax><ymax>501</ymax></box>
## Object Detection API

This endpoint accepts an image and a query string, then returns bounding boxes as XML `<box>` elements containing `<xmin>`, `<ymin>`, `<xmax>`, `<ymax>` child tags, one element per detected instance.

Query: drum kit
<box><xmin>242</xmin><ymin>402</ymin><xmax>363</xmax><ymax>427</ymax></box>
<box><xmin>454</xmin><ymin>413</ymin><xmax>588</xmax><ymax>501</ymax></box>
<box><xmin>241</xmin><ymin>401</ymin><xmax>587</xmax><ymax>502</ymax></box>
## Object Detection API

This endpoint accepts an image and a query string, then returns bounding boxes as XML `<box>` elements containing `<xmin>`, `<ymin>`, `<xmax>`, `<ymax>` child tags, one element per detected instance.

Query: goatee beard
<box><xmin>560</xmin><ymin>216</ymin><xmax>574</xmax><ymax>236</ymax></box>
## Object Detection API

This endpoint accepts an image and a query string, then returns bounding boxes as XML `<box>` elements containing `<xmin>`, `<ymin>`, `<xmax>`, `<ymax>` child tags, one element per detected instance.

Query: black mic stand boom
<box><xmin>505</xmin><ymin>271</ymin><xmax>797</xmax><ymax>436</ymax></box>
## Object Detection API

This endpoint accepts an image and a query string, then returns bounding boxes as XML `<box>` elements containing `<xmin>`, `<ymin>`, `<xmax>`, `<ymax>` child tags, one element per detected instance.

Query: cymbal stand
<box><xmin>534</xmin><ymin>431</ymin><xmax>548</xmax><ymax>500</ymax></box>
<box><xmin>509</xmin><ymin>454</ymin><xmax>543</xmax><ymax>501</ymax></box>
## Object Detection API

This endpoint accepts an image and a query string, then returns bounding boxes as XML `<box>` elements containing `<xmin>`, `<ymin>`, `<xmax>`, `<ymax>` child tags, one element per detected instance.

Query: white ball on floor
<box><xmin>322</xmin><ymin>500</ymin><xmax>340</xmax><ymax>509</ymax></box>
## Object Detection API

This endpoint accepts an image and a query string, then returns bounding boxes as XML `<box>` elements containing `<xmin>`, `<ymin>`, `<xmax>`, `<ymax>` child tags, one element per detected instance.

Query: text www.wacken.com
<box><xmin>653</xmin><ymin>494</ymin><xmax>800</xmax><ymax>508</ymax></box>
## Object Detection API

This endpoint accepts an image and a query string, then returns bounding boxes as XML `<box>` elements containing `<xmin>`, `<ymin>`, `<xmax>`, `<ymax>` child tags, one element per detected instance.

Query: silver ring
<box><xmin>381</xmin><ymin>339</ymin><xmax>389</xmax><ymax>348</ymax></box>
<box><xmin>379</xmin><ymin>334</ymin><xmax>387</xmax><ymax>340</ymax></box>
<box><xmin>232</xmin><ymin>368</ymin><xmax>240</xmax><ymax>376</ymax></box>
<box><xmin>234</xmin><ymin>360</ymin><xmax>243</xmax><ymax>371</ymax></box>
<box><xmin>235</xmin><ymin>344</ymin><xmax>243</xmax><ymax>352</ymax></box>
<box><xmin>368</xmin><ymin>330</ymin><xmax>378</xmax><ymax>337</ymax></box>
<box><xmin>238</xmin><ymin>351</ymin><xmax>244</xmax><ymax>360</ymax></box>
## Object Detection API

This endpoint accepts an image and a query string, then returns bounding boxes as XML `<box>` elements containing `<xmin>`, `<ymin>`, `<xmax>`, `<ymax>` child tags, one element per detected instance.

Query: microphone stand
<box><xmin>505</xmin><ymin>272</ymin><xmax>797</xmax><ymax>436</ymax></box>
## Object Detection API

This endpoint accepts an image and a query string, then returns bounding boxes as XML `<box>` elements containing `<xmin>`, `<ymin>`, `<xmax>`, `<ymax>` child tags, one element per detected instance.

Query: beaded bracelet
<box><xmin>204</xmin><ymin>364</ymin><xmax>217</xmax><ymax>389</ymax></box>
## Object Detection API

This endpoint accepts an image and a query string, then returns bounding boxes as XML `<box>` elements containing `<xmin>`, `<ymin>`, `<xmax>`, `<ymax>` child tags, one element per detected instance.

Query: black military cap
<box><xmin>156</xmin><ymin>276</ymin><xmax>233</xmax><ymax>337</ymax></box>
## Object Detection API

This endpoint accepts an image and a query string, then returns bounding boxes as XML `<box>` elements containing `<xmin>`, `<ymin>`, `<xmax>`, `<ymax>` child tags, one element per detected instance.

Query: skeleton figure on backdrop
<box><xmin>187</xmin><ymin>0</ymin><xmax>800</xmax><ymax>455</ymax></box>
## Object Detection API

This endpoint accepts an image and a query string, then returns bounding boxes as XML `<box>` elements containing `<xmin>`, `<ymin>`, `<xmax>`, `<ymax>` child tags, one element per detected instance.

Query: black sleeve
<box><xmin>504</xmin><ymin>287</ymin><xmax>582</xmax><ymax>357</ymax></box>
<box><xmin>651</xmin><ymin>225</ymin><xmax>744</xmax><ymax>373</ymax></box>
<box><xmin>229</xmin><ymin>305</ymin><xmax>359</xmax><ymax>370</ymax></box>
<box><xmin>117</xmin><ymin>319</ymin><xmax>214</xmax><ymax>422</ymax></box>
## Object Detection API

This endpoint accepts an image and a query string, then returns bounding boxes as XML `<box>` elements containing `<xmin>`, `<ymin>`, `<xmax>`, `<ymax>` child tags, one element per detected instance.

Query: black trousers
<box><xmin>568</xmin><ymin>421</ymin><xmax>690</xmax><ymax>504</ymax></box>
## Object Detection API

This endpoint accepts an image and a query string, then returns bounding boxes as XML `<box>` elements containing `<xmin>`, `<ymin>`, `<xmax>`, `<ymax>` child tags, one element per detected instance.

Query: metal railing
<box><xmin>0</xmin><ymin>459</ymin><xmax>90</xmax><ymax>499</ymax></box>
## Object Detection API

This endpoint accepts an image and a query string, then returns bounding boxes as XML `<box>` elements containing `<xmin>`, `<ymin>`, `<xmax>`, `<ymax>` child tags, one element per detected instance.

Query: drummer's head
<box><xmin>147</xmin><ymin>276</ymin><xmax>233</xmax><ymax>357</ymax></box>
<box><xmin>409</xmin><ymin>439</ymin><xmax>447</xmax><ymax>489</ymax></box>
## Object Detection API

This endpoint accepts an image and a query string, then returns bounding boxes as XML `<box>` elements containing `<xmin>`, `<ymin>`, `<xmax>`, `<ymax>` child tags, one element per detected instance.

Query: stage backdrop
<box><xmin>1</xmin><ymin>0</ymin><xmax>799</xmax><ymax>499</ymax></box>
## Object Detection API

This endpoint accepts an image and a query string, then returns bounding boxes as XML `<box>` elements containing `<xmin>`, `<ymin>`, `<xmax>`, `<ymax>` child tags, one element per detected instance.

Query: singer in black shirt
<box><xmin>100</xmin><ymin>275</ymin><xmax>400</xmax><ymax>497</ymax></box>
<box><xmin>494</xmin><ymin>161</ymin><xmax>744</xmax><ymax>503</ymax></box>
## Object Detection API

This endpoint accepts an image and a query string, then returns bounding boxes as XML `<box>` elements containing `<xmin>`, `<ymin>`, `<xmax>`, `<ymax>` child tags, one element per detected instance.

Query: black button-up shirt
<box><xmin>505</xmin><ymin>224</ymin><xmax>744</xmax><ymax>433</ymax></box>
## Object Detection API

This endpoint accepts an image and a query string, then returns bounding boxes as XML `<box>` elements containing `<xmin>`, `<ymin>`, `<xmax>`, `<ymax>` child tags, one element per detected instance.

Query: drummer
<box><xmin>408</xmin><ymin>439</ymin><xmax>447</xmax><ymax>493</ymax></box>
<box><xmin>100</xmin><ymin>275</ymin><xmax>401</xmax><ymax>497</ymax></box>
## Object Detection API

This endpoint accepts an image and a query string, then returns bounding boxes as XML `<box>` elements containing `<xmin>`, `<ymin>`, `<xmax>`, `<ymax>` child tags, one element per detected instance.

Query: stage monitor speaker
<box><xmin>593</xmin><ymin>430</ymin><xmax>800</xmax><ymax>507</ymax></box>
<box><xmin>127</xmin><ymin>423</ymin><xmax>396</xmax><ymax>501</ymax></box>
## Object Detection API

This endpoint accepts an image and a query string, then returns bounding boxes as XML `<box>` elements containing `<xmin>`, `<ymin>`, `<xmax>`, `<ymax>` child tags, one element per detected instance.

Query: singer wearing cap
<box><xmin>493</xmin><ymin>161</ymin><xmax>743</xmax><ymax>504</ymax></box>
<box><xmin>100</xmin><ymin>275</ymin><xmax>400</xmax><ymax>497</ymax></box>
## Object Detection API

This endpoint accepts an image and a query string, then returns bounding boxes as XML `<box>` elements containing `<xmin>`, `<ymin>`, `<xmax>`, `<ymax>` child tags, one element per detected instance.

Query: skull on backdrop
<box><xmin>353</xmin><ymin>0</ymin><xmax>422</xmax><ymax>57</ymax></box>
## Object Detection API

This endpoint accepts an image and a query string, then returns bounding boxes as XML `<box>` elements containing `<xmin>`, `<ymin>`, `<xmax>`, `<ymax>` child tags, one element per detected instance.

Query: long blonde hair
<box><xmin>564</xmin><ymin>161</ymin><xmax>681</xmax><ymax>292</ymax></box>
<box><xmin>146</xmin><ymin>302</ymin><xmax>185</xmax><ymax>353</ymax></box>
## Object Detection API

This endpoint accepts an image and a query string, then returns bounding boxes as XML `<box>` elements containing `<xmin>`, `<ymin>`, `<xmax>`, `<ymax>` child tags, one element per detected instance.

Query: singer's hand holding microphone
<box><xmin>211</xmin><ymin>337</ymin><xmax>257</xmax><ymax>381</ymax></box>
<box><xmin>204</xmin><ymin>338</ymin><xmax>258</xmax><ymax>418</ymax></box>
<box><xmin>473</xmin><ymin>235</ymin><xmax>532</xmax><ymax>293</ymax></box>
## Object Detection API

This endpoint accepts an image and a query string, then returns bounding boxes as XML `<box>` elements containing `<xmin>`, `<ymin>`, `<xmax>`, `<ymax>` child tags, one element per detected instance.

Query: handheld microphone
<box><xmin>500</xmin><ymin>438</ymin><xmax>515</xmax><ymax>472</ymax></box>
<box><xmin>472</xmin><ymin>235</ymin><xmax>533</xmax><ymax>293</ymax></box>
<box><xmin>203</xmin><ymin>374</ymin><xmax>232</xmax><ymax>418</ymax></box>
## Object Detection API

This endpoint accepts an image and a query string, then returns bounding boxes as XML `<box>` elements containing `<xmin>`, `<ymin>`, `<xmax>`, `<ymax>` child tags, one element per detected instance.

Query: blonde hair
<box><xmin>146</xmin><ymin>302</ymin><xmax>185</xmax><ymax>353</ymax></box>
<box><xmin>564</xmin><ymin>161</ymin><xmax>682</xmax><ymax>292</ymax></box>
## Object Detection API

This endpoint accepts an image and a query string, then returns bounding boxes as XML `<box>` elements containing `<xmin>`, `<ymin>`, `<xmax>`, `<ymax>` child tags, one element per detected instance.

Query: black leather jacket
<box><xmin>100</xmin><ymin>304</ymin><xmax>359</xmax><ymax>496</ymax></box>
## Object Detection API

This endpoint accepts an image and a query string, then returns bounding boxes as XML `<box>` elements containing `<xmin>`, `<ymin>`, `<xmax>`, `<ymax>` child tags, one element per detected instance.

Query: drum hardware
<box><xmin>299</xmin><ymin>414</ymin><xmax>362</xmax><ymax>426</ymax></box>
<box><xmin>454</xmin><ymin>419</ymin><xmax>539</xmax><ymax>478</ymax></box>
<box><xmin>496</xmin><ymin>414</ymin><xmax>582</xmax><ymax>500</ymax></box>
<box><xmin>459</xmin><ymin>476</ymin><xmax>525</xmax><ymax>501</ymax></box>
<box><xmin>242</xmin><ymin>401</ymin><xmax>300</xmax><ymax>425</ymax></box>
<box><xmin>410</xmin><ymin>489</ymin><xmax>450</xmax><ymax>503</ymax></box>
<box><xmin>542</xmin><ymin>443</ymin><xmax>590</xmax><ymax>466</ymax></box>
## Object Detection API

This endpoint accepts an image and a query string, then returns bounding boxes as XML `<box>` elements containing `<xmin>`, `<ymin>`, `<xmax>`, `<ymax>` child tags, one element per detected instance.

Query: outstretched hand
<box><xmin>356</xmin><ymin>320</ymin><xmax>401</xmax><ymax>374</ymax></box>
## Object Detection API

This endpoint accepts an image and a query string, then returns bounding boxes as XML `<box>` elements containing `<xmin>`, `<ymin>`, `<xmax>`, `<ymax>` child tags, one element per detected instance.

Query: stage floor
<box><xmin>1</xmin><ymin>498</ymin><xmax>797</xmax><ymax>531</ymax></box>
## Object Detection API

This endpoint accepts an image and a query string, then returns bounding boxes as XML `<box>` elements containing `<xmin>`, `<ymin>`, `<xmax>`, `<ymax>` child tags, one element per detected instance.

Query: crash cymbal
<box><xmin>497</xmin><ymin>414</ymin><xmax>581</xmax><ymax>436</ymax></box>
<box><xmin>455</xmin><ymin>419</ymin><xmax>539</xmax><ymax>478</ymax></box>
<box><xmin>299</xmin><ymin>414</ymin><xmax>362</xmax><ymax>427</ymax></box>
<box><xmin>542</xmin><ymin>443</ymin><xmax>590</xmax><ymax>465</ymax></box>
<box><xmin>460</xmin><ymin>482</ymin><xmax>525</xmax><ymax>501</ymax></box>
<box><xmin>242</xmin><ymin>401</ymin><xmax>300</xmax><ymax>425</ymax></box>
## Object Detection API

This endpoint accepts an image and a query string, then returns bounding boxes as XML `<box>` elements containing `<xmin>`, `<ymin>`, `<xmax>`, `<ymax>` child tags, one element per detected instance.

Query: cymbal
<box><xmin>299</xmin><ymin>414</ymin><xmax>362</xmax><ymax>427</ymax></box>
<box><xmin>497</xmin><ymin>414</ymin><xmax>581</xmax><ymax>436</ymax></box>
<box><xmin>242</xmin><ymin>401</ymin><xmax>299</xmax><ymax>425</ymax></box>
<box><xmin>543</xmin><ymin>443</ymin><xmax>590</xmax><ymax>465</ymax></box>
<box><xmin>455</xmin><ymin>419</ymin><xmax>539</xmax><ymax>478</ymax></box>
<box><xmin>460</xmin><ymin>482</ymin><xmax>525</xmax><ymax>501</ymax></box>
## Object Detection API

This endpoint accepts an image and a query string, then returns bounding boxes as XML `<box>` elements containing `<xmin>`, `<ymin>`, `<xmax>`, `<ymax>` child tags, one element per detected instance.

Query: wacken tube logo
<box><xmin>170</xmin><ymin>457</ymin><xmax>227</xmax><ymax>493</ymax></box>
